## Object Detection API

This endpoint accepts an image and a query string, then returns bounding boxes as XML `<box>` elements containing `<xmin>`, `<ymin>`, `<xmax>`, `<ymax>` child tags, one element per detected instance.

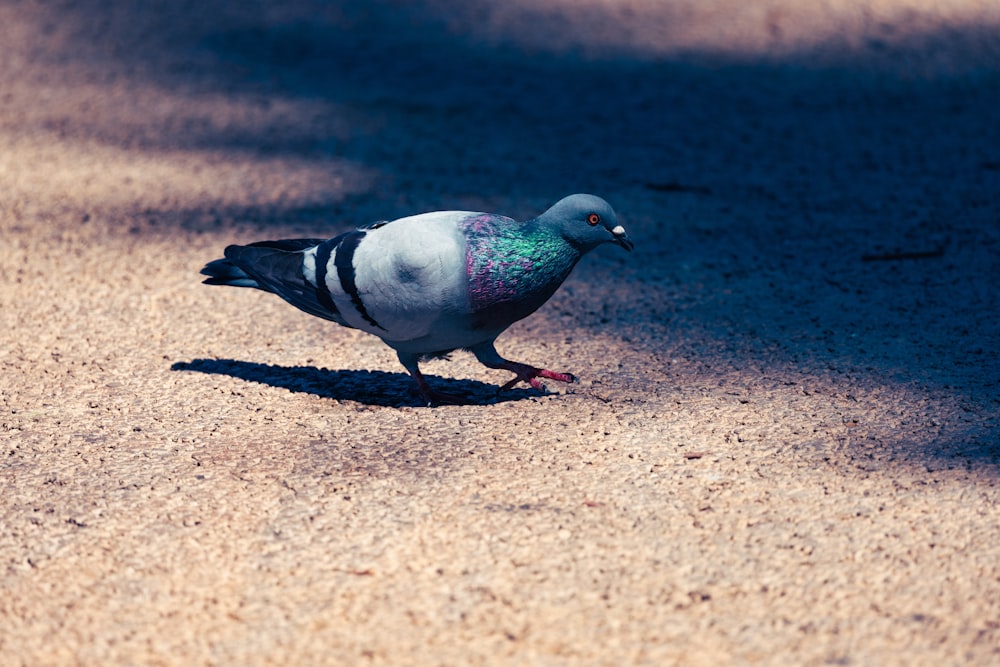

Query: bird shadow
<box><xmin>170</xmin><ymin>358</ymin><xmax>539</xmax><ymax>407</ymax></box>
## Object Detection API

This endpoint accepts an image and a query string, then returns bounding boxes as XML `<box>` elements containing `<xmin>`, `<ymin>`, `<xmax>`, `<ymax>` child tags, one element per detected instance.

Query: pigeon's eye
<box><xmin>587</xmin><ymin>213</ymin><xmax>600</xmax><ymax>226</ymax></box>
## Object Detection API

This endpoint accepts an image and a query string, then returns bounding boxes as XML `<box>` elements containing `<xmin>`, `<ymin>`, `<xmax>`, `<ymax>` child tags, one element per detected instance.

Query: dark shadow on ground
<box><xmin>171</xmin><ymin>358</ymin><xmax>540</xmax><ymax>408</ymax></box>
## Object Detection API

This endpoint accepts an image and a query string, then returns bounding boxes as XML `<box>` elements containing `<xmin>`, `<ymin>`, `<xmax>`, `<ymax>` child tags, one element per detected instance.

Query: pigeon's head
<box><xmin>542</xmin><ymin>194</ymin><xmax>633</xmax><ymax>253</ymax></box>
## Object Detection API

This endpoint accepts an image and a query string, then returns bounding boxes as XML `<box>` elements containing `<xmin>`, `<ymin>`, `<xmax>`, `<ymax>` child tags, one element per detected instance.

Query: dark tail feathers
<box><xmin>201</xmin><ymin>257</ymin><xmax>260</xmax><ymax>288</ymax></box>
<box><xmin>200</xmin><ymin>239</ymin><xmax>324</xmax><ymax>290</ymax></box>
<box><xmin>200</xmin><ymin>238</ymin><xmax>349</xmax><ymax>324</ymax></box>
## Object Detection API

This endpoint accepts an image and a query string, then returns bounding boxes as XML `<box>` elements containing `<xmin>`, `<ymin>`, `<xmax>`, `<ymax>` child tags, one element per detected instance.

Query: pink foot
<box><xmin>498</xmin><ymin>365</ymin><xmax>578</xmax><ymax>393</ymax></box>
<box><xmin>400</xmin><ymin>354</ymin><xmax>471</xmax><ymax>406</ymax></box>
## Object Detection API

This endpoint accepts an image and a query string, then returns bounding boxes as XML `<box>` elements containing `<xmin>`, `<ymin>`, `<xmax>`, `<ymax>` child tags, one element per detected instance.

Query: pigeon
<box><xmin>200</xmin><ymin>193</ymin><xmax>633</xmax><ymax>405</ymax></box>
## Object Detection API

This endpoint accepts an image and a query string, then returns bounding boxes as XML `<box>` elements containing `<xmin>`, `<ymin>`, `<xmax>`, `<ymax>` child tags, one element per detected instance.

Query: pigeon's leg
<box><xmin>396</xmin><ymin>352</ymin><xmax>468</xmax><ymax>406</ymax></box>
<box><xmin>471</xmin><ymin>342</ymin><xmax>577</xmax><ymax>393</ymax></box>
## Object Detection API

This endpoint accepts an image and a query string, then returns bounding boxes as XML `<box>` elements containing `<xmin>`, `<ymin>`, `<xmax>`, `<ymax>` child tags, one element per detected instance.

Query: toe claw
<box><xmin>498</xmin><ymin>377</ymin><xmax>521</xmax><ymax>393</ymax></box>
<box><xmin>426</xmin><ymin>391</ymin><xmax>470</xmax><ymax>406</ymax></box>
<box><xmin>497</xmin><ymin>366</ymin><xmax>575</xmax><ymax>394</ymax></box>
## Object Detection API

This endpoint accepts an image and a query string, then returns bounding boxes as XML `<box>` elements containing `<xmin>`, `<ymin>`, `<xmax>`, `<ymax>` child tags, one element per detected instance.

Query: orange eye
<box><xmin>587</xmin><ymin>213</ymin><xmax>600</xmax><ymax>226</ymax></box>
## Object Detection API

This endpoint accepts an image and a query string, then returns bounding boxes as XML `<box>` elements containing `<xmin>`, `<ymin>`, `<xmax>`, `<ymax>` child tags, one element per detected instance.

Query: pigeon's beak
<box><xmin>611</xmin><ymin>225</ymin><xmax>634</xmax><ymax>252</ymax></box>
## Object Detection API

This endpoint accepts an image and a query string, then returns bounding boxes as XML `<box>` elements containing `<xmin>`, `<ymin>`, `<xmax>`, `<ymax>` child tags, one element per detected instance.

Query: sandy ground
<box><xmin>2</xmin><ymin>1</ymin><xmax>999</xmax><ymax>665</ymax></box>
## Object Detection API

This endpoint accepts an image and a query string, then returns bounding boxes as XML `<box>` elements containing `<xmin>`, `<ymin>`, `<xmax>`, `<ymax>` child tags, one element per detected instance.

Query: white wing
<box><xmin>323</xmin><ymin>211</ymin><xmax>475</xmax><ymax>342</ymax></box>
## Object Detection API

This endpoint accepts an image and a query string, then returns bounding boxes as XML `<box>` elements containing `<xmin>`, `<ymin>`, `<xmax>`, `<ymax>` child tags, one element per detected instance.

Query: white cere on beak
<box><xmin>611</xmin><ymin>225</ymin><xmax>626</xmax><ymax>236</ymax></box>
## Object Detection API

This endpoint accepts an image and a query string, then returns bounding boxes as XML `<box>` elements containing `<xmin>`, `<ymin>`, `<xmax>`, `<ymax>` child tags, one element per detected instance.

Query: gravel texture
<box><xmin>2</xmin><ymin>1</ymin><xmax>999</xmax><ymax>665</ymax></box>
